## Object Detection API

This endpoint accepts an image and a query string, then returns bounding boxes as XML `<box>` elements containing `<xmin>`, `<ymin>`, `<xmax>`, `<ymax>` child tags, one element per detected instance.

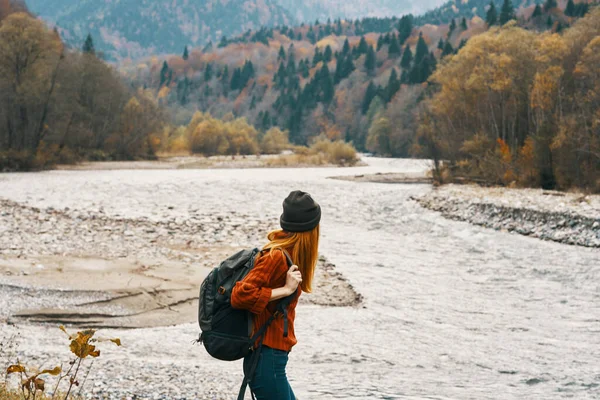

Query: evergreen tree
<box><xmin>565</xmin><ymin>0</ymin><xmax>575</xmax><ymax>16</ymax></box>
<box><xmin>544</xmin><ymin>0</ymin><xmax>557</xmax><ymax>12</ymax></box>
<box><xmin>278</xmin><ymin>45</ymin><xmax>286</xmax><ymax>61</ymax></box>
<box><xmin>274</xmin><ymin>62</ymin><xmax>286</xmax><ymax>88</ymax></box>
<box><xmin>398</xmin><ymin>14</ymin><xmax>413</xmax><ymax>45</ymax></box>
<box><xmin>334</xmin><ymin>54</ymin><xmax>344</xmax><ymax>84</ymax></box>
<box><xmin>409</xmin><ymin>54</ymin><xmax>434</xmax><ymax>84</ymax></box>
<box><xmin>183</xmin><ymin>46</ymin><xmax>189</xmax><ymax>60</ymax></box>
<box><xmin>342</xmin><ymin>38</ymin><xmax>351</xmax><ymax>56</ymax></box>
<box><xmin>547</xmin><ymin>15</ymin><xmax>554</xmax><ymax>27</ymax></box>
<box><xmin>221</xmin><ymin>65</ymin><xmax>229</xmax><ymax>88</ymax></box>
<box><xmin>385</xmin><ymin>68</ymin><xmax>401</xmax><ymax>102</ymax></box>
<box><xmin>458</xmin><ymin>39</ymin><xmax>468</xmax><ymax>50</ymax></box>
<box><xmin>177</xmin><ymin>77</ymin><xmax>190</xmax><ymax>105</ymax></box>
<box><xmin>230</xmin><ymin>68</ymin><xmax>241</xmax><ymax>90</ymax></box>
<box><xmin>218</xmin><ymin>36</ymin><xmax>228</xmax><ymax>48</ymax></box>
<box><xmin>319</xmin><ymin>64</ymin><xmax>334</xmax><ymax>103</ymax></box>
<box><xmin>312</xmin><ymin>47</ymin><xmax>323</xmax><ymax>67</ymax></box>
<box><xmin>499</xmin><ymin>0</ymin><xmax>516</xmax><ymax>25</ymax></box>
<box><xmin>438</xmin><ymin>38</ymin><xmax>445</xmax><ymax>50</ymax></box>
<box><xmin>461</xmin><ymin>17</ymin><xmax>468</xmax><ymax>30</ymax></box>
<box><xmin>307</xmin><ymin>26</ymin><xmax>316</xmax><ymax>44</ymax></box>
<box><xmin>429</xmin><ymin>51</ymin><xmax>437</xmax><ymax>74</ymax></box>
<box><xmin>343</xmin><ymin>54</ymin><xmax>356</xmax><ymax>79</ymax></box>
<box><xmin>261</xmin><ymin>111</ymin><xmax>272</xmax><ymax>130</ymax></box>
<box><xmin>575</xmin><ymin>3</ymin><xmax>589</xmax><ymax>17</ymax></box>
<box><xmin>486</xmin><ymin>2</ymin><xmax>498</xmax><ymax>26</ymax></box>
<box><xmin>556</xmin><ymin>21</ymin><xmax>564</xmax><ymax>33</ymax></box>
<box><xmin>448</xmin><ymin>19</ymin><xmax>457</xmax><ymax>35</ymax></box>
<box><xmin>400</xmin><ymin>70</ymin><xmax>408</xmax><ymax>84</ymax></box>
<box><xmin>204</xmin><ymin>63</ymin><xmax>213</xmax><ymax>81</ymax></box>
<box><xmin>324</xmin><ymin>45</ymin><xmax>333</xmax><ymax>63</ymax></box>
<box><xmin>400</xmin><ymin>44</ymin><xmax>413</xmax><ymax>69</ymax></box>
<box><xmin>388</xmin><ymin>34</ymin><xmax>401</xmax><ymax>57</ymax></box>
<box><xmin>365</xmin><ymin>46</ymin><xmax>376</xmax><ymax>75</ymax></box>
<box><xmin>83</xmin><ymin>34</ymin><xmax>95</xmax><ymax>55</ymax></box>
<box><xmin>286</xmin><ymin>49</ymin><xmax>297</xmax><ymax>75</ymax></box>
<box><xmin>300</xmin><ymin>60</ymin><xmax>310</xmax><ymax>78</ymax></box>
<box><xmin>414</xmin><ymin>32</ymin><xmax>429</xmax><ymax>65</ymax></box>
<box><xmin>442</xmin><ymin>41</ymin><xmax>454</xmax><ymax>57</ymax></box>
<box><xmin>362</xmin><ymin>82</ymin><xmax>377</xmax><ymax>114</ymax></box>
<box><xmin>241</xmin><ymin>60</ymin><xmax>255</xmax><ymax>86</ymax></box>
<box><xmin>377</xmin><ymin>35</ymin><xmax>384</xmax><ymax>51</ymax></box>
<box><xmin>160</xmin><ymin>61</ymin><xmax>170</xmax><ymax>86</ymax></box>
<box><xmin>531</xmin><ymin>4</ymin><xmax>543</xmax><ymax>19</ymax></box>
<box><xmin>357</xmin><ymin>36</ymin><xmax>369</xmax><ymax>55</ymax></box>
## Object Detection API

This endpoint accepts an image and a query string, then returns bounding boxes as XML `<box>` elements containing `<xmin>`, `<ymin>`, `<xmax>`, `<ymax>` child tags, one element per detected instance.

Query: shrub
<box><xmin>0</xmin><ymin>150</ymin><xmax>36</xmax><ymax>172</ymax></box>
<box><xmin>260</xmin><ymin>127</ymin><xmax>290</xmax><ymax>154</ymax></box>
<box><xmin>309</xmin><ymin>138</ymin><xmax>359</xmax><ymax>166</ymax></box>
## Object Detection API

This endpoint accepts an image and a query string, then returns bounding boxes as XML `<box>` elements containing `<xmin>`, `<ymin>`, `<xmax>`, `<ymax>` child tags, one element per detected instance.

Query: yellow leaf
<box><xmin>110</xmin><ymin>338</ymin><xmax>122</xmax><ymax>346</ymax></box>
<box><xmin>7</xmin><ymin>364</ymin><xmax>26</xmax><ymax>374</ymax></box>
<box><xmin>69</xmin><ymin>330</ymin><xmax>100</xmax><ymax>358</ymax></box>
<box><xmin>40</xmin><ymin>366</ymin><xmax>61</xmax><ymax>376</ymax></box>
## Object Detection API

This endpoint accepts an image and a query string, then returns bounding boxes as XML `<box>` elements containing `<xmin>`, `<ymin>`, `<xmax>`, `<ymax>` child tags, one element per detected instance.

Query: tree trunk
<box><xmin>33</xmin><ymin>51</ymin><xmax>64</xmax><ymax>153</ymax></box>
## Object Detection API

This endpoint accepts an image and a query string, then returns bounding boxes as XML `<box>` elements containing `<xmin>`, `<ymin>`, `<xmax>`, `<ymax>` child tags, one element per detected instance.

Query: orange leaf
<box><xmin>7</xmin><ymin>364</ymin><xmax>26</xmax><ymax>374</ymax></box>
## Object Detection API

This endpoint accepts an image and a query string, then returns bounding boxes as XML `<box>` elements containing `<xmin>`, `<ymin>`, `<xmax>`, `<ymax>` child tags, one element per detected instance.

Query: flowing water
<box><xmin>1</xmin><ymin>158</ymin><xmax>599</xmax><ymax>399</ymax></box>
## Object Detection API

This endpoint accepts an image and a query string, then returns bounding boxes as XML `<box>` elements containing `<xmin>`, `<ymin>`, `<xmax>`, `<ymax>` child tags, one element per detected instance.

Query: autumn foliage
<box><xmin>417</xmin><ymin>9</ymin><xmax>600</xmax><ymax>192</ymax></box>
<box><xmin>0</xmin><ymin>10</ymin><xmax>164</xmax><ymax>171</ymax></box>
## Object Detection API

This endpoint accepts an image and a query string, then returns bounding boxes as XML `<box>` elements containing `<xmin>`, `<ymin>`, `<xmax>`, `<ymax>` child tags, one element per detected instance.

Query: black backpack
<box><xmin>197</xmin><ymin>247</ymin><xmax>295</xmax><ymax>399</ymax></box>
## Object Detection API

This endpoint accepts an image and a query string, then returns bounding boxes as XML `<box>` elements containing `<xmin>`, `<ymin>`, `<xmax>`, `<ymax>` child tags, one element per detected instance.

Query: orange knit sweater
<box><xmin>230</xmin><ymin>249</ymin><xmax>300</xmax><ymax>352</ymax></box>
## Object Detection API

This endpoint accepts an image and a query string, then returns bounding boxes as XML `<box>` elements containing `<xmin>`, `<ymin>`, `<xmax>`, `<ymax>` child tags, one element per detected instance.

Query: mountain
<box><xmin>276</xmin><ymin>0</ymin><xmax>445</xmax><ymax>21</ymax></box>
<box><xmin>24</xmin><ymin>0</ymin><xmax>452</xmax><ymax>60</ymax></box>
<box><xmin>25</xmin><ymin>0</ymin><xmax>295</xmax><ymax>60</ymax></box>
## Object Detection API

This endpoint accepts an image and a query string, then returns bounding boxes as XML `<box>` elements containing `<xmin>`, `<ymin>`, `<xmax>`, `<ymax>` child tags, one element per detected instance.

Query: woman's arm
<box><xmin>231</xmin><ymin>250</ymin><xmax>300</xmax><ymax>314</ymax></box>
<box><xmin>270</xmin><ymin>265</ymin><xmax>302</xmax><ymax>301</ymax></box>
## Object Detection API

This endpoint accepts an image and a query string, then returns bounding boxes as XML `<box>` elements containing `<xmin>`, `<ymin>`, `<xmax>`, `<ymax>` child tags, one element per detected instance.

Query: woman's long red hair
<box><xmin>262</xmin><ymin>225</ymin><xmax>320</xmax><ymax>293</ymax></box>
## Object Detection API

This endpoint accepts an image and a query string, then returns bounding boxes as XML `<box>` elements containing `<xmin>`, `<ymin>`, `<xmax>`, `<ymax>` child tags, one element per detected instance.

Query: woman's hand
<box><xmin>284</xmin><ymin>265</ymin><xmax>302</xmax><ymax>295</ymax></box>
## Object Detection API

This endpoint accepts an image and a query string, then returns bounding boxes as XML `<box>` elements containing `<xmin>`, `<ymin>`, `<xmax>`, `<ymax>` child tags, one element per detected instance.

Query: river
<box><xmin>0</xmin><ymin>157</ymin><xmax>598</xmax><ymax>399</ymax></box>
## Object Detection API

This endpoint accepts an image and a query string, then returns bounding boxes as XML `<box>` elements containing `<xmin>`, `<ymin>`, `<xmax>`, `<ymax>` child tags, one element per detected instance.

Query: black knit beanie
<box><xmin>280</xmin><ymin>190</ymin><xmax>321</xmax><ymax>232</ymax></box>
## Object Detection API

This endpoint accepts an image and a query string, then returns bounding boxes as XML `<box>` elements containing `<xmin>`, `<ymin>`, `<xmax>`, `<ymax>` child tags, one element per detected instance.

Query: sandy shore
<box><xmin>328</xmin><ymin>171</ymin><xmax>432</xmax><ymax>184</ymax></box>
<box><xmin>55</xmin><ymin>154</ymin><xmax>367</xmax><ymax>171</ymax></box>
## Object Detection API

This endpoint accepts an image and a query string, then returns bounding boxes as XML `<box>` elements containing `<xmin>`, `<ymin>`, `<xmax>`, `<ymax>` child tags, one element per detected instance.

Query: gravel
<box><xmin>414</xmin><ymin>184</ymin><xmax>600</xmax><ymax>248</ymax></box>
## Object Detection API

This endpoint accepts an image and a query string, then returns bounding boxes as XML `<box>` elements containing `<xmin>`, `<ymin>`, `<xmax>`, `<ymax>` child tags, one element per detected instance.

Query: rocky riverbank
<box><xmin>414</xmin><ymin>184</ymin><xmax>600</xmax><ymax>248</ymax></box>
<box><xmin>0</xmin><ymin>198</ymin><xmax>361</xmax><ymax>329</ymax></box>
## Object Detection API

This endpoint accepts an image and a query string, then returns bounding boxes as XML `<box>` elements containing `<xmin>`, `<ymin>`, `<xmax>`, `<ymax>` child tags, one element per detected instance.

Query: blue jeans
<box><xmin>243</xmin><ymin>346</ymin><xmax>296</xmax><ymax>400</ymax></box>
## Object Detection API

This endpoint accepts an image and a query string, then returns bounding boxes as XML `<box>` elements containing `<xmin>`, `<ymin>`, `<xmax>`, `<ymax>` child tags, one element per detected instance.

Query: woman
<box><xmin>231</xmin><ymin>190</ymin><xmax>321</xmax><ymax>400</ymax></box>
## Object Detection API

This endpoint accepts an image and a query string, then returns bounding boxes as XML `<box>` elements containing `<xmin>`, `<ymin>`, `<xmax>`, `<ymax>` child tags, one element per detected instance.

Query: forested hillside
<box><xmin>415</xmin><ymin>0</ymin><xmax>592</xmax><ymax>24</ymax></box>
<box><xmin>25</xmin><ymin>0</ymin><xmax>295</xmax><ymax>60</ymax></box>
<box><xmin>0</xmin><ymin>0</ymin><xmax>164</xmax><ymax>169</ymax></box>
<box><xmin>123</xmin><ymin>0</ymin><xmax>599</xmax><ymax>191</ymax></box>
